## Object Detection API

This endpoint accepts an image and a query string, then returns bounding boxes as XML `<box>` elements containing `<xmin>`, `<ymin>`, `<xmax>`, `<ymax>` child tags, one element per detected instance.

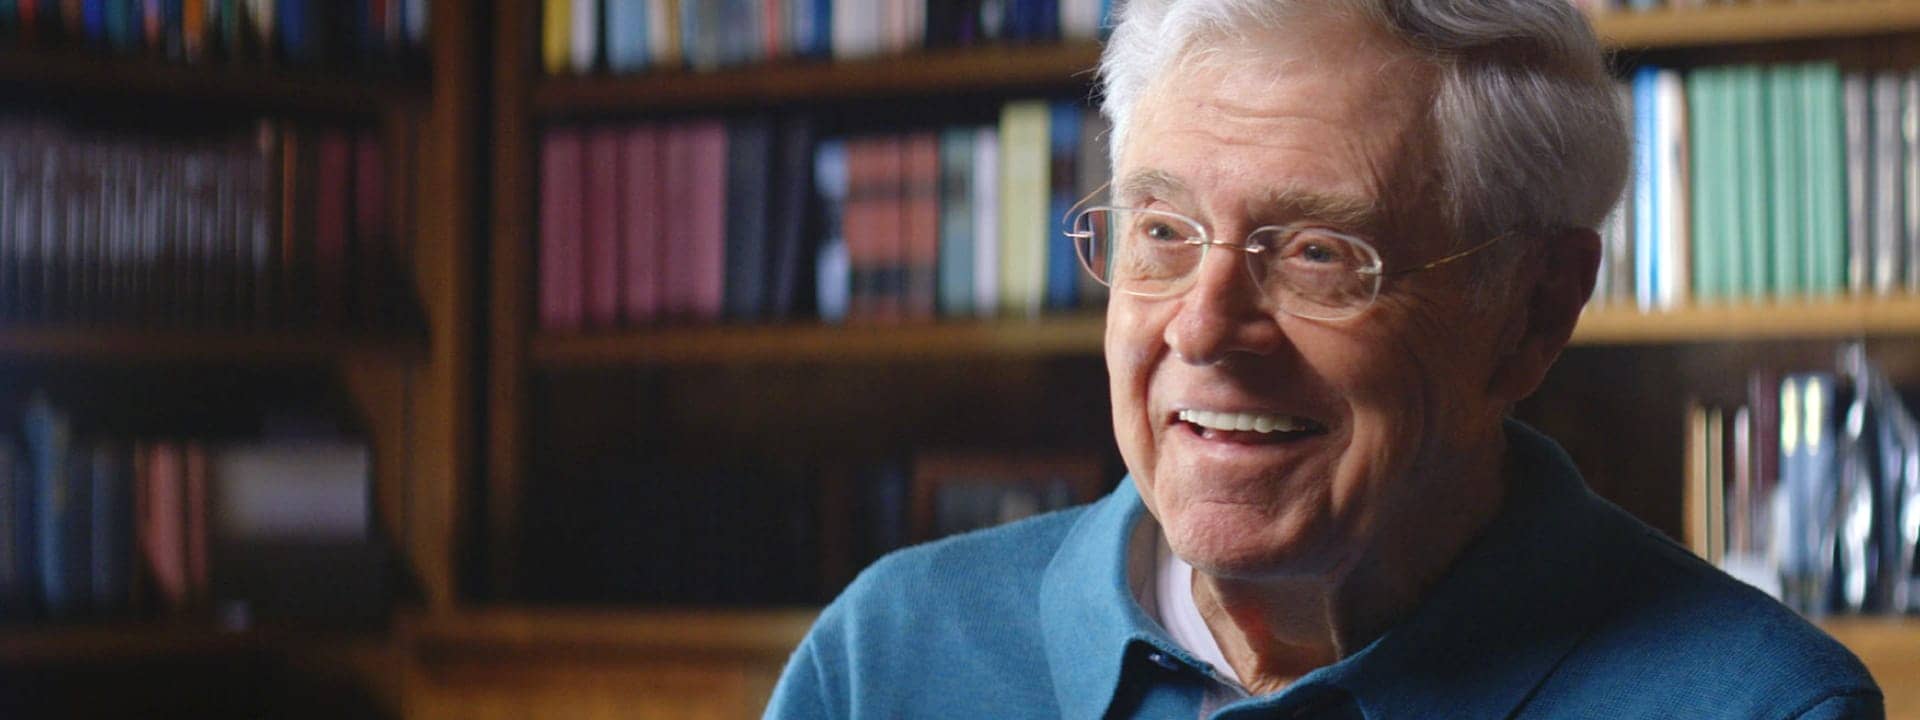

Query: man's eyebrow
<box><xmin>1112</xmin><ymin>170</ymin><xmax>1188</xmax><ymax>206</ymax></box>
<box><xmin>1254</xmin><ymin>187</ymin><xmax>1382</xmax><ymax>232</ymax></box>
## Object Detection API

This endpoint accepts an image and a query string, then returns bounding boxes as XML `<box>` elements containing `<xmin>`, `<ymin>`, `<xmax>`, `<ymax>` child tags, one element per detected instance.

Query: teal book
<box><xmin>937</xmin><ymin>127</ymin><xmax>977</xmax><ymax>317</ymax></box>
<box><xmin>1768</xmin><ymin>65</ymin><xmax>1804</xmax><ymax>299</ymax></box>
<box><xmin>1734</xmin><ymin>66</ymin><xmax>1771</xmax><ymax>298</ymax></box>
<box><xmin>1714</xmin><ymin>68</ymin><xmax>1746</xmax><ymax>299</ymax></box>
<box><xmin>1687</xmin><ymin>67</ymin><xmax>1721</xmax><ymax>301</ymax></box>
<box><xmin>1809</xmin><ymin>63</ymin><xmax>1848</xmax><ymax>295</ymax></box>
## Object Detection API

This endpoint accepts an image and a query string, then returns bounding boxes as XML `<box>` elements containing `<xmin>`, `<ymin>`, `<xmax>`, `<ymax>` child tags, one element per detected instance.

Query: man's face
<box><xmin>1109</xmin><ymin>17</ymin><xmax>1528</xmax><ymax>581</ymax></box>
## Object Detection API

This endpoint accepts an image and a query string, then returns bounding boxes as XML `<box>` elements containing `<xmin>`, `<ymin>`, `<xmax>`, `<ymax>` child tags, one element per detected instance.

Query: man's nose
<box><xmin>1164</xmin><ymin>244</ymin><xmax>1286</xmax><ymax>366</ymax></box>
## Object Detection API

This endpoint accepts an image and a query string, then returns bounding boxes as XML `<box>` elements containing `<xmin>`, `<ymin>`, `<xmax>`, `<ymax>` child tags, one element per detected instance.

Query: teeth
<box><xmin>1177</xmin><ymin>409</ymin><xmax>1317</xmax><ymax>434</ymax></box>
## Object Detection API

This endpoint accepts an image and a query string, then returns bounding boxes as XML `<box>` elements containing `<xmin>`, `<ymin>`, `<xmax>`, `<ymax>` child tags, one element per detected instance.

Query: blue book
<box><xmin>21</xmin><ymin>394</ymin><xmax>72</xmax><ymax>619</ymax></box>
<box><xmin>814</xmin><ymin>140</ymin><xmax>851</xmax><ymax>323</ymax></box>
<box><xmin>606</xmin><ymin>0</ymin><xmax>650</xmax><ymax>73</ymax></box>
<box><xmin>1632</xmin><ymin>67</ymin><xmax>1659</xmax><ymax>309</ymax></box>
<box><xmin>1045</xmin><ymin>101</ymin><xmax>1082</xmax><ymax>310</ymax></box>
<box><xmin>162</xmin><ymin>0</ymin><xmax>183</xmax><ymax>57</ymax></box>
<box><xmin>83</xmin><ymin>0</ymin><xmax>106</xmax><ymax>43</ymax></box>
<box><xmin>937</xmin><ymin>127</ymin><xmax>977</xmax><ymax>316</ymax></box>
<box><xmin>724</xmin><ymin>116</ymin><xmax>775</xmax><ymax>320</ymax></box>
<box><xmin>767</xmin><ymin>116</ymin><xmax>817</xmax><ymax>320</ymax></box>
<box><xmin>279</xmin><ymin>0</ymin><xmax>312</xmax><ymax>64</ymax></box>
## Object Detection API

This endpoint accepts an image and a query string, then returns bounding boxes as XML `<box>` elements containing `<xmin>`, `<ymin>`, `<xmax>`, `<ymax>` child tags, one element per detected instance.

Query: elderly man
<box><xmin>768</xmin><ymin>0</ymin><xmax>1883</xmax><ymax>717</ymax></box>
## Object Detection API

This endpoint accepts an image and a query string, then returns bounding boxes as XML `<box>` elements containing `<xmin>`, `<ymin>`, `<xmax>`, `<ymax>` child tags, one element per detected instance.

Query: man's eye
<box><xmin>1140</xmin><ymin>221</ymin><xmax>1183</xmax><ymax>243</ymax></box>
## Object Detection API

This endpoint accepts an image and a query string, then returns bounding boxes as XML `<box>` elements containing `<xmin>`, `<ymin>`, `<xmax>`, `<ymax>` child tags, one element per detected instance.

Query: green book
<box><xmin>1736</xmin><ymin>65</ymin><xmax>1772</xmax><ymax>298</ymax></box>
<box><xmin>1689</xmin><ymin>67</ymin><xmax>1720</xmax><ymax>301</ymax></box>
<box><xmin>1804</xmin><ymin>63</ymin><xmax>1847</xmax><ymax>295</ymax></box>
<box><xmin>1768</xmin><ymin>64</ymin><xmax>1804</xmax><ymax>299</ymax></box>
<box><xmin>937</xmin><ymin>127</ymin><xmax>977</xmax><ymax>317</ymax></box>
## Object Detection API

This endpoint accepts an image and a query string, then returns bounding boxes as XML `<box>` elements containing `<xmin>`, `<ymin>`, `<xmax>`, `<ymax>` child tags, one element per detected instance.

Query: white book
<box><xmin>1874</xmin><ymin>72</ymin><xmax>1905</xmax><ymax>294</ymax></box>
<box><xmin>211</xmin><ymin>442</ymin><xmax>370</xmax><ymax>541</ymax></box>
<box><xmin>572</xmin><ymin>0</ymin><xmax>600</xmax><ymax>73</ymax></box>
<box><xmin>1063</xmin><ymin>0</ymin><xmax>1102</xmax><ymax>40</ymax></box>
<box><xmin>407</xmin><ymin>0</ymin><xmax>429</xmax><ymax>46</ymax></box>
<box><xmin>1655</xmin><ymin>69</ymin><xmax>1689</xmax><ymax>310</ymax></box>
<box><xmin>833</xmin><ymin>0</ymin><xmax>879</xmax><ymax>59</ymax></box>
<box><xmin>973</xmin><ymin>127</ymin><xmax>1001</xmax><ymax>318</ymax></box>
<box><xmin>1844</xmin><ymin>73</ymin><xmax>1871</xmax><ymax>295</ymax></box>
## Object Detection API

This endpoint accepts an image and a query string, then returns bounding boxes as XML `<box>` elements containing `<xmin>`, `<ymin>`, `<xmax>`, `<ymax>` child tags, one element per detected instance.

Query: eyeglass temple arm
<box><xmin>1375</xmin><ymin>233</ymin><xmax>1507</xmax><ymax>277</ymax></box>
<box><xmin>1062</xmin><ymin>180</ymin><xmax>1113</xmax><ymax>238</ymax></box>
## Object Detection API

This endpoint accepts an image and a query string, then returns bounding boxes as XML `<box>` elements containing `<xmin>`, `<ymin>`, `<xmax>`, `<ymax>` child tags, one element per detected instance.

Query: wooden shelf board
<box><xmin>1573</xmin><ymin>298</ymin><xmax>1920</xmax><ymax>345</ymax></box>
<box><xmin>0</xmin><ymin>326</ymin><xmax>426</xmax><ymax>363</ymax></box>
<box><xmin>1589</xmin><ymin>0</ymin><xmax>1920</xmax><ymax>49</ymax></box>
<box><xmin>0</xmin><ymin>45</ymin><xmax>426</xmax><ymax>113</ymax></box>
<box><xmin>405</xmin><ymin>608</ymin><xmax>817</xmax><ymax>659</ymax></box>
<box><xmin>533</xmin><ymin>315</ymin><xmax>1107</xmax><ymax>366</ymax></box>
<box><xmin>0</xmin><ymin>623</ymin><xmax>390</xmax><ymax>665</ymax></box>
<box><xmin>533</xmin><ymin>42</ymin><xmax>1103</xmax><ymax>116</ymax></box>
<box><xmin>1820</xmin><ymin>616</ymin><xmax>1920</xmax><ymax>718</ymax></box>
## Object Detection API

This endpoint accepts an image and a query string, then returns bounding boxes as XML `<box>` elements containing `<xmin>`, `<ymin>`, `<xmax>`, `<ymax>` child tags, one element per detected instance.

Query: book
<box><xmin>724</xmin><ymin>116</ymin><xmax>774</xmax><ymax>321</ymax></box>
<box><xmin>1769</xmin><ymin>65</ymin><xmax>1805</xmax><ymax>299</ymax></box>
<box><xmin>22</xmin><ymin>393</ymin><xmax>75</xmax><ymax>618</ymax></box>
<box><xmin>583</xmin><ymin>127</ymin><xmax>623</xmax><ymax>328</ymax></box>
<box><xmin>0</xmin><ymin>440</ymin><xmax>22</xmax><ymax>620</ymax></box>
<box><xmin>542</xmin><ymin>0</ymin><xmax>570</xmax><ymax>73</ymax></box>
<box><xmin>1045</xmin><ymin>101</ymin><xmax>1081</xmax><ymax>311</ymax></box>
<box><xmin>620</xmin><ymin>125</ymin><xmax>662</xmax><ymax>325</ymax></box>
<box><xmin>998</xmin><ymin>101</ymin><xmax>1050</xmax><ymax>317</ymax></box>
<box><xmin>1632</xmin><ymin>66</ymin><xmax>1659</xmax><ymax>309</ymax></box>
<box><xmin>354</xmin><ymin>132</ymin><xmax>390</xmax><ymax>328</ymax></box>
<box><xmin>88</xmin><ymin>441</ymin><xmax>130</xmax><ymax>616</ymax></box>
<box><xmin>606</xmin><ymin>0</ymin><xmax>649</xmax><ymax>73</ymax></box>
<box><xmin>648</xmin><ymin>0</ymin><xmax>680</xmax><ymax>68</ymax></box>
<box><xmin>1806</xmin><ymin>63</ymin><xmax>1847</xmax><ymax>296</ymax></box>
<box><xmin>937</xmin><ymin>127</ymin><xmax>977</xmax><ymax>317</ymax></box>
<box><xmin>569</xmin><ymin>0</ymin><xmax>596</xmax><ymax>73</ymax></box>
<box><xmin>813</xmin><ymin>139</ymin><xmax>850</xmax><ymax>323</ymax></box>
<box><xmin>314</xmin><ymin>130</ymin><xmax>352</xmax><ymax>329</ymax></box>
<box><xmin>1845</xmin><ymin>72</ymin><xmax>1874</xmax><ymax>295</ymax></box>
<box><xmin>682</xmin><ymin>121</ymin><xmax>729</xmax><ymax>321</ymax></box>
<box><xmin>766</xmin><ymin>115</ymin><xmax>816</xmax><ymax>320</ymax></box>
<box><xmin>901</xmin><ymin>132</ymin><xmax>940</xmax><ymax>320</ymax></box>
<box><xmin>972</xmin><ymin>126</ymin><xmax>1000</xmax><ymax>318</ymax></box>
<box><xmin>538</xmin><ymin>129</ymin><xmax>585</xmax><ymax>331</ymax></box>
<box><xmin>1654</xmin><ymin>68</ymin><xmax>1688</xmax><ymax>308</ymax></box>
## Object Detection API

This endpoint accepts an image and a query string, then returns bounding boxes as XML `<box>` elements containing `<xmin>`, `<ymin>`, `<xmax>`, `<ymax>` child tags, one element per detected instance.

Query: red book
<box><xmin>539</xmin><ymin>129</ymin><xmax>586</xmax><ymax>332</ymax></box>
<box><xmin>620</xmin><ymin>125</ymin><xmax>662</xmax><ymax>325</ymax></box>
<box><xmin>869</xmin><ymin>136</ymin><xmax>905</xmax><ymax>323</ymax></box>
<box><xmin>139</xmin><ymin>442</ymin><xmax>188</xmax><ymax>611</ymax></box>
<box><xmin>19</xmin><ymin>0</ymin><xmax>37</xmax><ymax>34</ymax></box>
<box><xmin>901</xmin><ymin>133</ymin><xmax>940</xmax><ymax>321</ymax></box>
<box><xmin>184</xmin><ymin>442</ymin><xmax>208</xmax><ymax>606</ymax></box>
<box><xmin>672</xmin><ymin>121</ymin><xmax>728</xmax><ymax>322</ymax></box>
<box><xmin>315</xmin><ymin>130</ymin><xmax>353</xmax><ymax>329</ymax></box>
<box><xmin>583</xmin><ymin>127</ymin><xmax>622</xmax><ymax>329</ymax></box>
<box><xmin>353</xmin><ymin>132</ymin><xmax>389</xmax><ymax>327</ymax></box>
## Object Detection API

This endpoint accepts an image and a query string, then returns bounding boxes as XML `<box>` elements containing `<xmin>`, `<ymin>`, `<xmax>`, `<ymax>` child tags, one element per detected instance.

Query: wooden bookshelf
<box><xmin>532</xmin><ymin>41</ymin><xmax>1103</xmax><ymax>117</ymax></box>
<box><xmin>524</xmin><ymin>297</ymin><xmax>1920</xmax><ymax>367</ymax></box>
<box><xmin>1820</xmin><ymin>617</ymin><xmax>1920</xmax><ymax>718</ymax></box>
<box><xmin>0</xmin><ymin>46</ymin><xmax>426</xmax><ymax>114</ymax></box>
<box><xmin>0</xmin><ymin>623</ymin><xmax>393</xmax><ymax>665</ymax></box>
<box><xmin>0</xmin><ymin>326</ymin><xmax>426</xmax><ymax>363</ymax></box>
<box><xmin>1589</xmin><ymin>0</ymin><xmax>1920</xmax><ymax>50</ymax></box>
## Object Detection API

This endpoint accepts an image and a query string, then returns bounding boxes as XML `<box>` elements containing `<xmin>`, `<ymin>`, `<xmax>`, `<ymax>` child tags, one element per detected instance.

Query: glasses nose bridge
<box><xmin>1184</xmin><ymin>233</ymin><xmax>1271</xmax><ymax>301</ymax></box>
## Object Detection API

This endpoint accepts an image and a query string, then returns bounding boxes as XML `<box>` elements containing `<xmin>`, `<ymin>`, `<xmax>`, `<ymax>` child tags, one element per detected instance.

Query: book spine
<box><xmin>538</xmin><ymin>128</ymin><xmax>585</xmax><ymax>332</ymax></box>
<box><xmin>620</xmin><ymin>125</ymin><xmax>661</xmax><ymax>325</ymax></box>
<box><xmin>937</xmin><ymin>127</ymin><xmax>976</xmax><ymax>317</ymax></box>
<box><xmin>583</xmin><ymin>126</ymin><xmax>623</xmax><ymax>328</ymax></box>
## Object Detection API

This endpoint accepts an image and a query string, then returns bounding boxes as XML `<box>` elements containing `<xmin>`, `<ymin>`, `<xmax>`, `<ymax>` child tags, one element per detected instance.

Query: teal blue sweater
<box><xmin>767</xmin><ymin>423</ymin><xmax>1883</xmax><ymax>719</ymax></box>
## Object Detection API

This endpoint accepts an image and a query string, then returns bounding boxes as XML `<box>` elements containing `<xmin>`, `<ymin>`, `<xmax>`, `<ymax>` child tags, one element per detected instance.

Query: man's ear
<box><xmin>1487</xmin><ymin>227</ymin><xmax>1601</xmax><ymax>404</ymax></box>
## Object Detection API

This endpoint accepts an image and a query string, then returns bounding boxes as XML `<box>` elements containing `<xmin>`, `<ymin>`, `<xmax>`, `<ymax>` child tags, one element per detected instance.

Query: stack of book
<box><xmin>540</xmin><ymin>0</ymin><xmax>1109</xmax><ymax>74</ymax></box>
<box><xmin>1683</xmin><ymin>350</ymin><xmax>1920</xmax><ymax>617</ymax></box>
<box><xmin>536</xmin><ymin>98</ymin><xmax>1109</xmax><ymax>331</ymax></box>
<box><xmin>1594</xmin><ymin>62</ymin><xmax>1895</xmax><ymax>310</ymax></box>
<box><xmin>0</xmin><ymin>0</ymin><xmax>430</xmax><ymax>74</ymax></box>
<box><xmin>0</xmin><ymin>114</ymin><xmax>406</xmax><ymax>331</ymax></box>
<box><xmin>1</xmin><ymin>392</ymin><xmax>387</xmax><ymax>627</ymax></box>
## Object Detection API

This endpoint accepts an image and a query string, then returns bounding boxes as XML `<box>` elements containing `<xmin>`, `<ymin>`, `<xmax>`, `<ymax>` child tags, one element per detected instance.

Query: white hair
<box><xmin>1098</xmin><ymin>0</ymin><xmax>1630</xmax><ymax>247</ymax></box>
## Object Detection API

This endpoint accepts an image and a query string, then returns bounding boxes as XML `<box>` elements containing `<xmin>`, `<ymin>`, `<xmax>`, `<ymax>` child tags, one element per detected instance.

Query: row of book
<box><xmin>0</xmin><ymin>0</ymin><xmax>429</xmax><ymax>73</ymax></box>
<box><xmin>1594</xmin><ymin>62</ymin><xmax>1905</xmax><ymax>309</ymax></box>
<box><xmin>1683</xmin><ymin>349</ymin><xmax>1920</xmax><ymax>616</ymax></box>
<box><xmin>521</xmin><ymin>448</ymin><xmax>1104</xmax><ymax>605</ymax></box>
<box><xmin>2</xmin><ymin>392</ymin><xmax>386</xmax><ymax>625</ymax></box>
<box><xmin>536</xmin><ymin>98</ymin><xmax>1109</xmax><ymax>331</ymax></box>
<box><xmin>540</xmin><ymin>0</ymin><xmax>1108</xmax><ymax>75</ymax></box>
<box><xmin>0</xmin><ymin>115</ymin><xmax>408</xmax><ymax>330</ymax></box>
<box><xmin>1570</xmin><ymin>0</ymin><xmax>1840</xmax><ymax>11</ymax></box>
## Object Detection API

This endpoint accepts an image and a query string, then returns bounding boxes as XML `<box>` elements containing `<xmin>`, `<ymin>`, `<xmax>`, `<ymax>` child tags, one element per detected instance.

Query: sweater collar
<box><xmin>1040</xmin><ymin>420</ymin><xmax>1624</xmax><ymax>720</ymax></box>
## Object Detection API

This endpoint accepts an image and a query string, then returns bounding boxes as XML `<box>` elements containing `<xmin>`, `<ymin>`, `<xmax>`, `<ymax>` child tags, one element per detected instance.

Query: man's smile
<box><xmin>1173</xmin><ymin>408</ymin><xmax>1330</xmax><ymax>445</ymax></box>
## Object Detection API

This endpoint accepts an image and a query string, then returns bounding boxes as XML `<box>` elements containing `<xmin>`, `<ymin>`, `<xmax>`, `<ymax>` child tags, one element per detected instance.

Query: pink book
<box><xmin>583</xmin><ymin>127</ymin><xmax>623</xmax><ymax>329</ymax></box>
<box><xmin>353</xmin><ymin>133</ymin><xmax>389</xmax><ymax>327</ymax></box>
<box><xmin>871</xmin><ymin>136</ymin><xmax>906</xmax><ymax>323</ymax></box>
<box><xmin>620</xmin><ymin>126</ymin><xmax>663</xmax><ymax>325</ymax></box>
<box><xmin>315</xmin><ymin>131</ymin><xmax>353</xmax><ymax>329</ymax></box>
<box><xmin>661</xmin><ymin>126</ymin><xmax>696</xmax><ymax>319</ymax></box>
<box><xmin>902</xmin><ymin>133</ymin><xmax>940</xmax><ymax>321</ymax></box>
<box><xmin>684</xmin><ymin>122</ymin><xmax>729</xmax><ymax>322</ymax></box>
<box><xmin>140</xmin><ymin>442</ymin><xmax>188</xmax><ymax>611</ymax></box>
<box><xmin>184</xmin><ymin>442</ymin><xmax>209</xmax><ymax>606</ymax></box>
<box><xmin>539</xmin><ymin>130</ymin><xmax>586</xmax><ymax>332</ymax></box>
